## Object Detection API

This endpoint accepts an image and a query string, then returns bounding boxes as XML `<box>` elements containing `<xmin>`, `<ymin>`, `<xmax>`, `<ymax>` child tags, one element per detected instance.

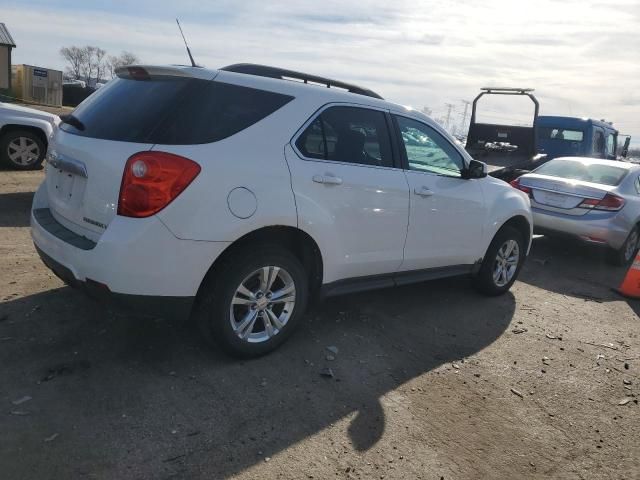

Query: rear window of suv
<box><xmin>61</xmin><ymin>77</ymin><xmax>294</xmax><ymax>144</ymax></box>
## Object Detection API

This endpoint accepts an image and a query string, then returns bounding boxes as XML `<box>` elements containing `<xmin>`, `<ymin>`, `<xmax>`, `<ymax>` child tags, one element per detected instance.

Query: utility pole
<box><xmin>444</xmin><ymin>103</ymin><xmax>455</xmax><ymax>131</ymax></box>
<box><xmin>460</xmin><ymin>100</ymin><xmax>471</xmax><ymax>133</ymax></box>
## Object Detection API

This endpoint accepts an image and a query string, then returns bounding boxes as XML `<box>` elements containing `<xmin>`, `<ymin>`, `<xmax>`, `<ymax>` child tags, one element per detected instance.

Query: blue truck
<box><xmin>537</xmin><ymin>116</ymin><xmax>631</xmax><ymax>161</ymax></box>
<box><xmin>464</xmin><ymin>88</ymin><xmax>632</xmax><ymax>181</ymax></box>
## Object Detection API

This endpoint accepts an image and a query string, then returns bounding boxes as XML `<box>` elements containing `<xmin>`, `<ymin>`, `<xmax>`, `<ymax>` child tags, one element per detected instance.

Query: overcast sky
<box><xmin>4</xmin><ymin>0</ymin><xmax>640</xmax><ymax>143</ymax></box>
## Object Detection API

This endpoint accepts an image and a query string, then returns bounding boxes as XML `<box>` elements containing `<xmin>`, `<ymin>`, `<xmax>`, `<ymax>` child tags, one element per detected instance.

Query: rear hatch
<box><xmin>519</xmin><ymin>159</ymin><xmax>629</xmax><ymax>216</ymax></box>
<box><xmin>45</xmin><ymin>66</ymin><xmax>217</xmax><ymax>240</ymax></box>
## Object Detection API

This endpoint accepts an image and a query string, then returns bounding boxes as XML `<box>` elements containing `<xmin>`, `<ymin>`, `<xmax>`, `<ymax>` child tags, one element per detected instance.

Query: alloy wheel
<box><xmin>493</xmin><ymin>239</ymin><xmax>520</xmax><ymax>287</ymax></box>
<box><xmin>7</xmin><ymin>136</ymin><xmax>40</xmax><ymax>166</ymax></box>
<box><xmin>229</xmin><ymin>266</ymin><xmax>296</xmax><ymax>343</ymax></box>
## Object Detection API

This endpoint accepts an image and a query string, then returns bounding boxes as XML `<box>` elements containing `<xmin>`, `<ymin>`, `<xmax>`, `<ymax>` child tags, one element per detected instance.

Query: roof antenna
<box><xmin>176</xmin><ymin>18</ymin><xmax>198</xmax><ymax>67</ymax></box>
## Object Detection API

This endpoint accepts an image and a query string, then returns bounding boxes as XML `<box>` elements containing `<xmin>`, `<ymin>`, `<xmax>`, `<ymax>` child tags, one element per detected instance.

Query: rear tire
<box><xmin>0</xmin><ymin>129</ymin><xmax>46</xmax><ymax>170</ymax></box>
<box><xmin>607</xmin><ymin>226</ymin><xmax>639</xmax><ymax>267</ymax></box>
<box><xmin>474</xmin><ymin>226</ymin><xmax>526</xmax><ymax>296</ymax></box>
<box><xmin>195</xmin><ymin>246</ymin><xmax>309</xmax><ymax>358</ymax></box>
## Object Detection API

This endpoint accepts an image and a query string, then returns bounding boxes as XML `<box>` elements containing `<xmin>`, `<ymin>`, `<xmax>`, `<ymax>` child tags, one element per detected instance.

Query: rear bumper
<box><xmin>532</xmin><ymin>206</ymin><xmax>630</xmax><ymax>249</ymax></box>
<box><xmin>30</xmin><ymin>181</ymin><xmax>230</xmax><ymax>319</ymax></box>
<box><xmin>35</xmin><ymin>244</ymin><xmax>194</xmax><ymax>320</ymax></box>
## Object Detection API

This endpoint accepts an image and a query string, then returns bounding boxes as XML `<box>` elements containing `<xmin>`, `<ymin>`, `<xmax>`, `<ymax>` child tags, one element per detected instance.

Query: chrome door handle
<box><xmin>414</xmin><ymin>186</ymin><xmax>434</xmax><ymax>197</ymax></box>
<box><xmin>313</xmin><ymin>174</ymin><xmax>343</xmax><ymax>185</ymax></box>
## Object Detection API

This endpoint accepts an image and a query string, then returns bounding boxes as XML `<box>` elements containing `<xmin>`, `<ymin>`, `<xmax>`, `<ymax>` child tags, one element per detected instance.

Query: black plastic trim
<box><xmin>33</xmin><ymin>208</ymin><xmax>97</xmax><ymax>250</ymax></box>
<box><xmin>34</xmin><ymin>244</ymin><xmax>194</xmax><ymax>320</ymax></box>
<box><xmin>320</xmin><ymin>264</ymin><xmax>474</xmax><ymax>298</ymax></box>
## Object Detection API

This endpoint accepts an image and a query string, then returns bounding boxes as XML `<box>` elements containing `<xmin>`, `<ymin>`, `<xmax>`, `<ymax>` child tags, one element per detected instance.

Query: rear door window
<box><xmin>61</xmin><ymin>77</ymin><xmax>293</xmax><ymax>144</ymax></box>
<box><xmin>295</xmin><ymin>106</ymin><xmax>393</xmax><ymax>168</ymax></box>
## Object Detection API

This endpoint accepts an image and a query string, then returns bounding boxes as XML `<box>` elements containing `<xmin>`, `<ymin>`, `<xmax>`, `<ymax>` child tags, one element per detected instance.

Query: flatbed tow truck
<box><xmin>465</xmin><ymin>87</ymin><xmax>547</xmax><ymax>181</ymax></box>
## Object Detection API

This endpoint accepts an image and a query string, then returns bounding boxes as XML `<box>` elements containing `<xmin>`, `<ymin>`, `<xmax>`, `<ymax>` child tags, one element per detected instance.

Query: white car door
<box><xmin>285</xmin><ymin>105</ymin><xmax>409</xmax><ymax>284</ymax></box>
<box><xmin>394</xmin><ymin>114</ymin><xmax>487</xmax><ymax>270</ymax></box>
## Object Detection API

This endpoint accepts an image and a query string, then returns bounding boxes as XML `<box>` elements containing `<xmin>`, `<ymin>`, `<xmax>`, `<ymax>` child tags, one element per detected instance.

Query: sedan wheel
<box><xmin>608</xmin><ymin>226</ymin><xmax>640</xmax><ymax>266</ymax></box>
<box><xmin>8</xmin><ymin>136</ymin><xmax>41</xmax><ymax>167</ymax></box>
<box><xmin>0</xmin><ymin>130</ymin><xmax>46</xmax><ymax>170</ymax></box>
<box><xmin>624</xmin><ymin>228</ymin><xmax>639</xmax><ymax>263</ymax></box>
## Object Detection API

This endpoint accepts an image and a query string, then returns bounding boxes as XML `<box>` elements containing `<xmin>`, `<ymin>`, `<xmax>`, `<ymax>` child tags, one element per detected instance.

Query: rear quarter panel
<box><xmin>155</xmin><ymin>98</ymin><xmax>316</xmax><ymax>242</ymax></box>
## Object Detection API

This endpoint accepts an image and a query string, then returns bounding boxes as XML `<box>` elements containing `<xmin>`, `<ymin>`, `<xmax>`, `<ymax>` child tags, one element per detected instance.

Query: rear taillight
<box><xmin>578</xmin><ymin>193</ymin><xmax>625</xmax><ymax>211</ymax></box>
<box><xmin>118</xmin><ymin>152</ymin><xmax>201</xmax><ymax>218</ymax></box>
<box><xmin>509</xmin><ymin>178</ymin><xmax>532</xmax><ymax>196</ymax></box>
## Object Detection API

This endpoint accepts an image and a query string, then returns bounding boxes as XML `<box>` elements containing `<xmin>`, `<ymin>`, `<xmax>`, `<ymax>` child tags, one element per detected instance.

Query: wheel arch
<box><xmin>0</xmin><ymin>124</ymin><xmax>49</xmax><ymax>148</ymax></box>
<box><xmin>195</xmin><ymin>225</ymin><xmax>324</xmax><ymax>302</ymax></box>
<box><xmin>498</xmin><ymin>215</ymin><xmax>532</xmax><ymax>252</ymax></box>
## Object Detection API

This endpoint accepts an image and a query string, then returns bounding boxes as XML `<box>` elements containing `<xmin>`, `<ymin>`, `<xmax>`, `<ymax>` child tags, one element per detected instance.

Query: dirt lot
<box><xmin>1</xmin><ymin>168</ymin><xmax>638</xmax><ymax>480</ymax></box>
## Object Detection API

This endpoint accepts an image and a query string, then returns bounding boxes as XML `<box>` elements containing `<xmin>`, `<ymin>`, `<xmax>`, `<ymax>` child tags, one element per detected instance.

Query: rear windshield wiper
<box><xmin>59</xmin><ymin>114</ymin><xmax>85</xmax><ymax>131</ymax></box>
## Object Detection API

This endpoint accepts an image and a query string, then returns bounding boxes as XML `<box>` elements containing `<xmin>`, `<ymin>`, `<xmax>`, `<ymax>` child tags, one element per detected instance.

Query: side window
<box><xmin>635</xmin><ymin>176</ymin><xmax>640</xmax><ymax>195</ymax></box>
<box><xmin>295</xmin><ymin>106</ymin><xmax>393</xmax><ymax>167</ymax></box>
<box><xmin>606</xmin><ymin>134</ymin><xmax>615</xmax><ymax>157</ymax></box>
<box><xmin>395</xmin><ymin>116</ymin><xmax>464</xmax><ymax>177</ymax></box>
<box><xmin>295</xmin><ymin>117</ymin><xmax>325</xmax><ymax>159</ymax></box>
<box><xmin>593</xmin><ymin>131</ymin><xmax>605</xmax><ymax>156</ymax></box>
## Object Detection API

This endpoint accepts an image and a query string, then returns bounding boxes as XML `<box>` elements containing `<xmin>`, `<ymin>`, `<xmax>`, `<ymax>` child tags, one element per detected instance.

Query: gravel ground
<box><xmin>0</xmin><ymin>169</ymin><xmax>638</xmax><ymax>480</ymax></box>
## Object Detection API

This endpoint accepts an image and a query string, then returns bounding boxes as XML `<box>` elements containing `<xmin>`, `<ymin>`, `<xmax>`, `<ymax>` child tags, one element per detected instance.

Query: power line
<box><xmin>444</xmin><ymin>103</ymin><xmax>455</xmax><ymax>131</ymax></box>
<box><xmin>460</xmin><ymin>100</ymin><xmax>471</xmax><ymax>133</ymax></box>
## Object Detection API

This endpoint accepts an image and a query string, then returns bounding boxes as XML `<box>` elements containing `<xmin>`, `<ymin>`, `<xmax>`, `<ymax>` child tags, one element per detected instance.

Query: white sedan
<box><xmin>0</xmin><ymin>102</ymin><xmax>58</xmax><ymax>169</ymax></box>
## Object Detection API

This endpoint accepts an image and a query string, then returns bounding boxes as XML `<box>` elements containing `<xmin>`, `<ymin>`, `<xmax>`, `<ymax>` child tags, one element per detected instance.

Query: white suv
<box><xmin>31</xmin><ymin>64</ymin><xmax>532</xmax><ymax>357</ymax></box>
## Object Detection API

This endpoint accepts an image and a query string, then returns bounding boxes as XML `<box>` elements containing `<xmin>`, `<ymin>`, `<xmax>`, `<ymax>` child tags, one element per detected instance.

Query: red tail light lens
<box><xmin>118</xmin><ymin>152</ymin><xmax>201</xmax><ymax>218</ymax></box>
<box><xmin>579</xmin><ymin>193</ymin><xmax>625</xmax><ymax>211</ymax></box>
<box><xmin>509</xmin><ymin>178</ymin><xmax>532</xmax><ymax>196</ymax></box>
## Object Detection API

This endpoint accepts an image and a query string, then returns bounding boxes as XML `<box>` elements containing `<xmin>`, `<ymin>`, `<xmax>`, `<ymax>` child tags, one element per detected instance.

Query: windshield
<box><xmin>534</xmin><ymin>159</ymin><xmax>628</xmax><ymax>186</ymax></box>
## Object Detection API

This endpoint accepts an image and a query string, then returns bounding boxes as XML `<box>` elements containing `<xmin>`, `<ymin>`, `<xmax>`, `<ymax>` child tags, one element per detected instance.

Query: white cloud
<box><xmin>4</xmin><ymin>0</ymin><xmax>640</xmax><ymax>140</ymax></box>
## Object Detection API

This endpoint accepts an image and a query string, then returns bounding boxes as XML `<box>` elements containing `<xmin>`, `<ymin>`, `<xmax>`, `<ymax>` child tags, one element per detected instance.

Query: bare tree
<box><xmin>106</xmin><ymin>51</ymin><xmax>141</xmax><ymax>78</ymax></box>
<box><xmin>93</xmin><ymin>47</ymin><xmax>107</xmax><ymax>84</ymax></box>
<box><xmin>60</xmin><ymin>46</ymin><xmax>85</xmax><ymax>80</ymax></box>
<box><xmin>61</xmin><ymin>45</ymin><xmax>140</xmax><ymax>85</ymax></box>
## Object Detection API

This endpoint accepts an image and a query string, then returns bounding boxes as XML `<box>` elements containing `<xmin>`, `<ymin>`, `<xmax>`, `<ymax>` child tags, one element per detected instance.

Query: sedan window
<box><xmin>534</xmin><ymin>159</ymin><xmax>628</xmax><ymax>186</ymax></box>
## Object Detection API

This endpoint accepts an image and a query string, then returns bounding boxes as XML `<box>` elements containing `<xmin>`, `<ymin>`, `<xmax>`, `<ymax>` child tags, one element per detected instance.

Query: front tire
<box><xmin>195</xmin><ymin>246</ymin><xmax>309</xmax><ymax>358</ymax></box>
<box><xmin>474</xmin><ymin>226</ymin><xmax>526</xmax><ymax>296</ymax></box>
<box><xmin>0</xmin><ymin>129</ymin><xmax>46</xmax><ymax>170</ymax></box>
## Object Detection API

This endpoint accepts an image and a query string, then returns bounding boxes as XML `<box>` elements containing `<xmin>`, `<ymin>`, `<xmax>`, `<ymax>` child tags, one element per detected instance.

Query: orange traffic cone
<box><xmin>615</xmin><ymin>253</ymin><xmax>640</xmax><ymax>299</ymax></box>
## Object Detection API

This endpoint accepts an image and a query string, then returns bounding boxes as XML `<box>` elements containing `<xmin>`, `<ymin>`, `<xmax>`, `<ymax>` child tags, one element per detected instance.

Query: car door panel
<box><xmin>285</xmin><ymin>146</ymin><xmax>409</xmax><ymax>283</ymax></box>
<box><xmin>402</xmin><ymin>171</ymin><xmax>485</xmax><ymax>269</ymax></box>
<box><xmin>285</xmin><ymin>105</ymin><xmax>410</xmax><ymax>284</ymax></box>
<box><xmin>393</xmin><ymin>115</ymin><xmax>487</xmax><ymax>271</ymax></box>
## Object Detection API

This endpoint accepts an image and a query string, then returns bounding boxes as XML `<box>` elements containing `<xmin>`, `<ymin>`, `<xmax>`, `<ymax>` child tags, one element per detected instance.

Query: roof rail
<box><xmin>221</xmin><ymin>63</ymin><xmax>383</xmax><ymax>99</ymax></box>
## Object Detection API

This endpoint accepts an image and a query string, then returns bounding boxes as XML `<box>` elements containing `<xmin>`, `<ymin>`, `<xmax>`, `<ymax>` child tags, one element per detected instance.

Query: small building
<box><xmin>0</xmin><ymin>23</ymin><xmax>16</xmax><ymax>91</ymax></box>
<box><xmin>12</xmin><ymin>64</ymin><xmax>63</xmax><ymax>107</ymax></box>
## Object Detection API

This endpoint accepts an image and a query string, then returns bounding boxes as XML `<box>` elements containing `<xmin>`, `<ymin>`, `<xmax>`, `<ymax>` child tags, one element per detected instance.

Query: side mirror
<box><xmin>463</xmin><ymin>159</ymin><xmax>488</xmax><ymax>179</ymax></box>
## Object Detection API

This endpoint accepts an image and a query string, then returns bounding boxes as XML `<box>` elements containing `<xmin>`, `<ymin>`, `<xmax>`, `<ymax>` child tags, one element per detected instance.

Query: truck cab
<box><xmin>537</xmin><ymin>116</ymin><xmax>630</xmax><ymax>161</ymax></box>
